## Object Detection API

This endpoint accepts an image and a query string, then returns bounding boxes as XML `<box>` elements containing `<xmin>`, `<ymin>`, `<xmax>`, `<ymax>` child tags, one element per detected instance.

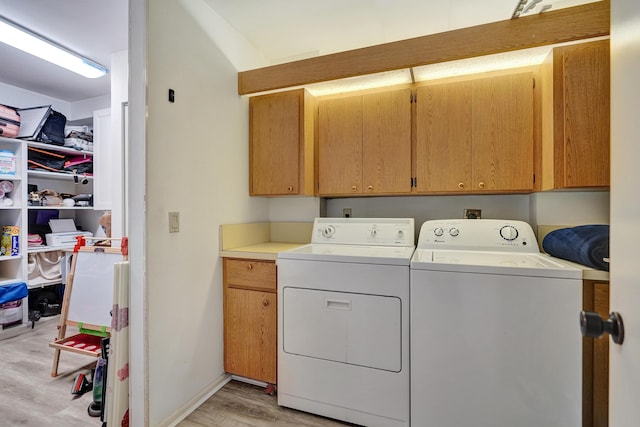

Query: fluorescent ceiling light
<box><xmin>0</xmin><ymin>15</ymin><xmax>108</xmax><ymax>78</ymax></box>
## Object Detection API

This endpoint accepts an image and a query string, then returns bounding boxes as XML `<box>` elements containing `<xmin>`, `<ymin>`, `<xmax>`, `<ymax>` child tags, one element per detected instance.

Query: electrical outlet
<box><xmin>343</xmin><ymin>208</ymin><xmax>352</xmax><ymax>218</ymax></box>
<box><xmin>464</xmin><ymin>209</ymin><xmax>482</xmax><ymax>219</ymax></box>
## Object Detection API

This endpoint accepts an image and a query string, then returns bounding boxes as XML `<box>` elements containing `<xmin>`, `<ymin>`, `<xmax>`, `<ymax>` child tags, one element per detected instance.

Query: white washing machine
<box><xmin>410</xmin><ymin>219</ymin><xmax>583</xmax><ymax>427</ymax></box>
<box><xmin>277</xmin><ymin>217</ymin><xmax>415</xmax><ymax>427</ymax></box>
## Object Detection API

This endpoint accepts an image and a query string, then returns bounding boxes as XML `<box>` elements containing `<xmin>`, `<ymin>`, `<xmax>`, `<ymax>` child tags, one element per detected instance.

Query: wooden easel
<box><xmin>50</xmin><ymin>236</ymin><xmax>128</xmax><ymax>377</ymax></box>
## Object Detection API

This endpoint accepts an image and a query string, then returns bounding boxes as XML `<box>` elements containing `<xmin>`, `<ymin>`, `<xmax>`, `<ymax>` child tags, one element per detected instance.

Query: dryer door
<box><xmin>282</xmin><ymin>287</ymin><xmax>402</xmax><ymax>372</ymax></box>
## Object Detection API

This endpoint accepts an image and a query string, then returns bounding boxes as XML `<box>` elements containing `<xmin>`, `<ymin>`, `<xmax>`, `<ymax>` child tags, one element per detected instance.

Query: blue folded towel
<box><xmin>542</xmin><ymin>225</ymin><xmax>609</xmax><ymax>271</ymax></box>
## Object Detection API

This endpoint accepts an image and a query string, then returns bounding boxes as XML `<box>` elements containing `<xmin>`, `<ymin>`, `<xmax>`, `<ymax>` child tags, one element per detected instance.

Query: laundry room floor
<box><xmin>0</xmin><ymin>316</ymin><xmax>100</xmax><ymax>426</ymax></box>
<box><xmin>1</xmin><ymin>317</ymin><xmax>358</xmax><ymax>426</ymax></box>
<box><xmin>179</xmin><ymin>380</ymin><xmax>357</xmax><ymax>427</ymax></box>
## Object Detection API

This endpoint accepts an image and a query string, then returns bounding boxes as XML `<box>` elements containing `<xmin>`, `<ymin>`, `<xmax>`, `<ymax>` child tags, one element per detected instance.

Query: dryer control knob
<box><xmin>370</xmin><ymin>229</ymin><xmax>378</xmax><ymax>237</ymax></box>
<box><xmin>434</xmin><ymin>227</ymin><xmax>444</xmax><ymax>237</ymax></box>
<box><xmin>322</xmin><ymin>225</ymin><xmax>336</xmax><ymax>238</ymax></box>
<box><xmin>449</xmin><ymin>228</ymin><xmax>460</xmax><ymax>237</ymax></box>
<box><xmin>500</xmin><ymin>225</ymin><xmax>519</xmax><ymax>241</ymax></box>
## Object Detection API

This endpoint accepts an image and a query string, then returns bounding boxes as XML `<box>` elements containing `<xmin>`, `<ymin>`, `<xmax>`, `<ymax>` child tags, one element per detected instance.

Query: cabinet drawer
<box><xmin>224</xmin><ymin>258</ymin><xmax>276</xmax><ymax>291</ymax></box>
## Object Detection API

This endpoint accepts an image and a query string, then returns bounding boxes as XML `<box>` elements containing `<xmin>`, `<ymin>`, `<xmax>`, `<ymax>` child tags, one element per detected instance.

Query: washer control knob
<box><xmin>449</xmin><ymin>228</ymin><xmax>460</xmax><ymax>237</ymax></box>
<box><xmin>434</xmin><ymin>227</ymin><xmax>444</xmax><ymax>237</ymax></box>
<box><xmin>397</xmin><ymin>229</ymin><xmax>405</xmax><ymax>237</ymax></box>
<box><xmin>322</xmin><ymin>225</ymin><xmax>335</xmax><ymax>238</ymax></box>
<box><xmin>370</xmin><ymin>229</ymin><xmax>377</xmax><ymax>237</ymax></box>
<box><xmin>500</xmin><ymin>225</ymin><xmax>519</xmax><ymax>241</ymax></box>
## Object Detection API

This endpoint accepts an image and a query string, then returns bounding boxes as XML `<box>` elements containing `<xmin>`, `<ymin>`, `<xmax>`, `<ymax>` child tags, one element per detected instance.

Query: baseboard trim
<box><xmin>160</xmin><ymin>373</ymin><xmax>232</xmax><ymax>427</ymax></box>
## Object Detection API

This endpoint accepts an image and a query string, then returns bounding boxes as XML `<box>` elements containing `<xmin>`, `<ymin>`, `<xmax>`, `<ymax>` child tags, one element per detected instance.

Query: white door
<box><xmin>610</xmin><ymin>1</ymin><xmax>640</xmax><ymax>426</ymax></box>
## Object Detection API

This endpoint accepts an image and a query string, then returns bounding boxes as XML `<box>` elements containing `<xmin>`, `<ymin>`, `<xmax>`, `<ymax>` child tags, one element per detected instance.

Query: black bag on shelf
<box><xmin>27</xmin><ymin>146</ymin><xmax>67</xmax><ymax>172</ymax></box>
<box><xmin>39</xmin><ymin>110</ymin><xmax>67</xmax><ymax>146</ymax></box>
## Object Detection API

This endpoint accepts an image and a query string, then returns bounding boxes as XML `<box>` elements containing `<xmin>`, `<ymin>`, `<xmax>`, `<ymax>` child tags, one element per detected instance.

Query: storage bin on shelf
<box><xmin>0</xmin><ymin>282</ymin><xmax>27</xmax><ymax>327</ymax></box>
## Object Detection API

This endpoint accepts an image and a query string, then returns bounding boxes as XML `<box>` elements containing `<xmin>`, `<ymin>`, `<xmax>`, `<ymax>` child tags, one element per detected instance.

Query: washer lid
<box><xmin>411</xmin><ymin>249</ymin><xmax>582</xmax><ymax>279</ymax></box>
<box><xmin>278</xmin><ymin>243</ymin><xmax>415</xmax><ymax>266</ymax></box>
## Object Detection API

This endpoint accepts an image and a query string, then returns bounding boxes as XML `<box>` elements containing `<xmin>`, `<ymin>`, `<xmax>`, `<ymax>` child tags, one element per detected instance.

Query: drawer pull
<box><xmin>351</xmin><ymin>185</ymin><xmax>357</xmax><ymax>192</ymax></box>
<box><xmin>246</xmin><ymin>264</ymin><xmax>253</xmax><ymax>270</ymax></box>
<box><xmin>478</xmin><ymin>181</ymin><xmax>486</xmax><ymax>189</ymax></box>
<box><xmin>287</xmin><ymin>186</ymin><xmax>293</xmax><ymax>192</ymax></box>
<box><xmin>262</xmin><ymin>299</ymin><xmax>270</xmax><ymax>307</ymax></box>
<box><xmin>458</xmin><ymin>182</ymin><xmax>465</xmax><ymax>189</ymax></box>
<box><xmin>367</xmin><ymin>185</ymin><xmax>373</xmax><ymax>191</ymax></box>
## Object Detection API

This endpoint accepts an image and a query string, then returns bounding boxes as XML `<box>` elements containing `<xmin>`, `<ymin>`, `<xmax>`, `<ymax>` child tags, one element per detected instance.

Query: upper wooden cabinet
<box><xmin>415</xmin><ymin>73</ymin><xmax>535</xmax><ymax>193</ymax></box>
<box><xmin>249</xmin><ymin>89</ymin><xmax>316</xmax><ymax>196</ymax></box>
<box><xmin>317</xmin><ymin>88</ymin><xmax>412</xmax><ymax>196</ymax></box>
<box><xmin>541</xmin><ymin>39</ymin><xmax>610</xmax><ymax>190</ymax></box>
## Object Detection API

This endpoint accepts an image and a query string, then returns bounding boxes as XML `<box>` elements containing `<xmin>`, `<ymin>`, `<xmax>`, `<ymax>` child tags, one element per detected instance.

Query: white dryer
<box><xmin>277</xmin><ymin>217</ymin><xmax>415</xmax><ymax>427</ymax></box>
<box><xmin>410</xmin><ymin>219</ymin><xmax>583</xmax><ymax>427</ymax></box>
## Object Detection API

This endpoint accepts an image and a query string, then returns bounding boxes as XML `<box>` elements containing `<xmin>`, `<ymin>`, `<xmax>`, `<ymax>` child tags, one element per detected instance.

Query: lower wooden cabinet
<box><xmin>223</xmin><ymin>258</ymin><xmax>277</xmax><ymax>384</ymax></box>
<box><xmin>583</xmin><ymin>280</ymin><xmax>609</xmax><ymax>427</ymax></box>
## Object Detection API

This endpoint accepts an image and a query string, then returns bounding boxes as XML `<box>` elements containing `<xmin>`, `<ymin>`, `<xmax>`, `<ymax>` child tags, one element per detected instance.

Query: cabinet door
<box><xmin>583</xmin><ymin>280</ymin><xmax>609</xmax><ymax>427</ymax></box>
<box><xmin>249</xmin><ymin>90</ymin><xmax>302</xmax><ymax>195</ymax></box>
<box><xmin>362</xmin><ymin>89</ymin><xmax>412</xmax><ymax>194</ymax></box>
<box><xmin>472</xmin><ymin>73</ymin><xmax>534</xmax><ymax>192</ymax></box>
<box><xmin>592</xmin><ymin>282</ymin><xmax>609</xmax><ymax>427</ymax></box>
<box><xmin>555</xmin><ymin>40</ymin><xmax>610</xmax><ymax>188</ymax></box>
<box><xmin>224</xmin><ymin>288</ymin><xmax>277</xmax><ymax>384</ymax></box>
<box><xmin>318</xmin><ymin>96</ymin><xmax>363</xmax><ymax>195</ymax></box>
<box><xmin>415</xmin><ymin>82</ymin><xmax>472</xmax><ymax>192</ymax></box>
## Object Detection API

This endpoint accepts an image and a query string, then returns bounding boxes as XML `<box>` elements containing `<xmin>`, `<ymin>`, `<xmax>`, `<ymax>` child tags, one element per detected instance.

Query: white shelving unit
<box><xmin>0</xmin><ymin>136</ymin><xmax>28</xmax><ymax>338</ymax></box>
<box><xmin>26</xmin><ymin>139</ymin><xmax>95</xmax><ymax>290</ymax></box>
<box><xmin>0</xmin><ymin>111</ymin><xmax>110</xmax><ymax>339</ymax></box>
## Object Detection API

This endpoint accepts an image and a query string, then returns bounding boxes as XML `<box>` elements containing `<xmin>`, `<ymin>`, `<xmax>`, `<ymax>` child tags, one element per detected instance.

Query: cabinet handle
<box><xmin>367</xmin><ymin>185</ymin><xmax>373</xmax><ymax>191</ymax></box>
<box><xmin>478</xmin><ymin>181</ymin><xmax>486</xmax><ymax>189</ymax></box>
<box><xmin>287</xmin><ymin>186</ymin><xmax>293</xmax><ymax>192</ymax></box>
<box><xmin>458</xmin><ymin>182</ymin><xmax>465</xmax><ymax>189</ymax></box>
<box><xmin>351</xmin><ymin>185</ymin><xmax>357</xmax><ymax>192</ymax></box>
<box><xmin>262</xmin><ymin>299</ymin><xmax>269</xmax><ymax>307</ymax></box>
<box><xmin>246</xmin><ymin>264</ymin><xmax>253</xmax><ymax>270</ymax></box>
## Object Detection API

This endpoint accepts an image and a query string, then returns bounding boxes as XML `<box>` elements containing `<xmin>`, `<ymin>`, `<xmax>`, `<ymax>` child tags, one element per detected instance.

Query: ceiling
<box><xmin>0</xmin><ymin>0</ymin><xmax>597</xmax><ymax>103</ymax></box>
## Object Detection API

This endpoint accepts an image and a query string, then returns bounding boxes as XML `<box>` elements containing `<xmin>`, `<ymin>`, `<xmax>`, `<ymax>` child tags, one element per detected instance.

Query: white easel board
<box><xmin>67</xmin><ymin>250</ymin><xmax>122</xmax><ymax>330</ymax></box>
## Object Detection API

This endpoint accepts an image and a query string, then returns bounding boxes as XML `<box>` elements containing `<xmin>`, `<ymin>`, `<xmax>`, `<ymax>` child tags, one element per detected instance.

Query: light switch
<box><xmin>169</xmin><ymin>212</ymin><xmax>180</xmax><ymax>233</ymax></box>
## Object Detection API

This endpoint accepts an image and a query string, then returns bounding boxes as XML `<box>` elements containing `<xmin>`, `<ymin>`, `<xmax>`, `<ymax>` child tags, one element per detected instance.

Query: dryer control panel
<box><xmin>416</xmin><ymin>219</ymin><xmax>538</xmax><ymax>253</ymax></box>
<box><xmin>311</xmin><ymin>217</ymin><xmax>415</xmax><ymax>247</ymax></box>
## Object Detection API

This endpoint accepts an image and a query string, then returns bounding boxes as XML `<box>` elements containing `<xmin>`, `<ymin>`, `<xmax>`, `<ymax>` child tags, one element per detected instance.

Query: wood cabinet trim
<box><xmin>238</xmin><ymin>1</ymin><xmax>609</xmax><ymax>95</ymax></box>
<box><xmin>582</xmin><ymin>279</ymin><xmax>610</xmax><ymax>427</ymax></box>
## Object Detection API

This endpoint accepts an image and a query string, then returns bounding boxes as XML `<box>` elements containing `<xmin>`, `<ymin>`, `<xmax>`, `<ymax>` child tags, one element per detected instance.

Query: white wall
<box><xmin>269</xmin><ymin>197</ymin><xmax>323</xmax><ymax>222</ymax></box>
<box><xmin>326</xmin><ymin>194</ymin><xmax>530</xmax><ymax>237</ymax></box>
<box><xmin>530</xmin><ymin>191</ymin><xmax>610</xmax><ymax>225</ymax></box>
<box><xmin>144</xmin><ymin>1</ymin><xmax>269</xmax><ymax>425</ymax></box>
<box><xmin>68</xmin><ymin>95</ymin><xmax>110</xmax><ymax>122</ymax></box>
<box><xmin>0</xmin><ymin>81</ymin><xmax>109</xmax><ymax>121</ymax></box>
<box><xmin>324</xmin><ymin>191</ymin><xmax>609</xmax><ymax>237</ymax></box>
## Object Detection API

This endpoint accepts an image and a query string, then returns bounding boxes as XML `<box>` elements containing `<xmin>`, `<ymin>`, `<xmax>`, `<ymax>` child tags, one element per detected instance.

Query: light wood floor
<box><xmin>0</xmin><ymin>316</ymin><xmax>101</xmax><ymax>426</ymax></box>
<box><xmin>179</xmin><ymin>380</ymin><xmax>358</xmax><ymax>427</ymax></box>
<box><xmin>2</xmin><ymin>317</ymin><xmax>357</xmax><ymax>426</ymax></box>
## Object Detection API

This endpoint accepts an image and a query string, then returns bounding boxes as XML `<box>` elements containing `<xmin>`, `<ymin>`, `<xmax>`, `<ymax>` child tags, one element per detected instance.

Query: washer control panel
<box><xmin>311</xmin><ymin>217</ymin><xmax>415</xmax><ymax>247</ymax></box>
<box><xmin>417</xmin><ymin>219</ymin><xmax>538</xmax><ymax>253</ymax></box>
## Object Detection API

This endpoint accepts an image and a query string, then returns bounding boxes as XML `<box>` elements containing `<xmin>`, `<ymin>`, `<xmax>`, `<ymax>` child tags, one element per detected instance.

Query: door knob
<box><xmin>580</xmin><ymin>311</ymin><xmax>624</xmax><ymax>345</ymax></box>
